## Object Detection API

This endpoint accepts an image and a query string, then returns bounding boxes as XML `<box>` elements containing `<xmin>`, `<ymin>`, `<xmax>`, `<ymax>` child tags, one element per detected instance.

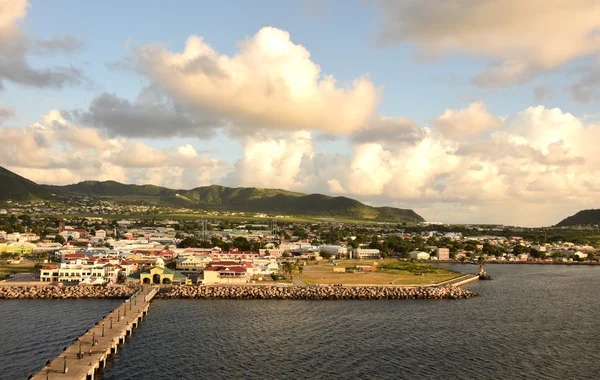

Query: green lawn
<box><xmin>301</xmin><ymin>259</ymin><xmax>463</xmax><ymax>286</ymax></box>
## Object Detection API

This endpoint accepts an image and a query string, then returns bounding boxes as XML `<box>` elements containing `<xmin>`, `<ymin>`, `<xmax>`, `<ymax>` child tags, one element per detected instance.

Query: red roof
<box><xmin>64</xmin><ymin>253</ymin><xmax>87</xmax><ymax>259</ymax></box>
<box><xmin>42</xmin><ymin>265</ymin><xmax>58</xmax><ymax>270</ymax></box>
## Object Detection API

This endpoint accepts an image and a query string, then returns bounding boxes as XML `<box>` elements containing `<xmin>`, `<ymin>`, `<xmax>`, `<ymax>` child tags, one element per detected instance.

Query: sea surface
<box><xmin>1</xmin><ymin>264</ymin><xmax>600</xmax><ymax>379</ymax></box>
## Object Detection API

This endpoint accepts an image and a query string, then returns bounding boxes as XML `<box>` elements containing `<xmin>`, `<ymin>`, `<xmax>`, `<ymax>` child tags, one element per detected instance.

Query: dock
<box><xmin>440</xmin><ymin>274</ymin><xmax>480</xmax><ymax>287</ymax></box>
<box><xmin>31</xmin><ymin>286</ymin><xmax>159</xmax><ymax>380</ymax></box>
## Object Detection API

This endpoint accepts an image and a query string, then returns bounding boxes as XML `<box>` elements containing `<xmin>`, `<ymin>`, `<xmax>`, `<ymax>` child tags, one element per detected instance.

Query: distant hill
<box><xmin>0</xmin><ymin>166</ymin><xmax>56</xmax><ymax>201</ymax></box>
<box><xmin>556</xmin><ymin>209</ymin><xmax>600</xmax><ymax>227</ymax></box>
<box><xmin>0</xmin><ymin>166</ymin><xmax>425</xmax><ymax>223</ymax></box>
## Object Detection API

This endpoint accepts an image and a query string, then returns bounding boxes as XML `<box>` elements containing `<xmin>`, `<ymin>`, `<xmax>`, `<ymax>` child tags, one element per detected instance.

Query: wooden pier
<box><xmin>31</xmin><ymin>286</ymin><xmax>159</xmax><ymax>380</ymax></box>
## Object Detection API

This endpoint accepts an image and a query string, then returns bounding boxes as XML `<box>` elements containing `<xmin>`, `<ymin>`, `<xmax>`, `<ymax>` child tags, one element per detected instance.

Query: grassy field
<box><xmin>0</xmin><ymin>259</ymin><xmax>38</xmax><ymax>280</ymax></box>
<box><xmin>301</xmin><ymin>259</ymin><xmax>463</xmax><ymax>286</ymax></box>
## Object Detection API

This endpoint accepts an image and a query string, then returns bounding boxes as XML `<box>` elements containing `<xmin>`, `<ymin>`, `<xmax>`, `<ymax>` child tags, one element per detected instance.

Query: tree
<box><xmin>320</xmin><ymin>251</ymin><xmax>332</xmax><ymax>260</ymax></box>
<box><xmin>54</xmin><ymin>235</ymin><xmax>65</xmax><ymax>244</ymax></box>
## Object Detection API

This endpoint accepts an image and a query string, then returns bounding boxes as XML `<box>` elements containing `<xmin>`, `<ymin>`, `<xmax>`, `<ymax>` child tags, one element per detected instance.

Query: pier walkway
<box><xmin>438</xmin><ymin>274</ymin><xmax>479</xmax><ymax>287</ymax></box>
<box><xmin>31</xmin><ymin>285</ymin><xmax>159</xmax><ymax>380</ymax></box>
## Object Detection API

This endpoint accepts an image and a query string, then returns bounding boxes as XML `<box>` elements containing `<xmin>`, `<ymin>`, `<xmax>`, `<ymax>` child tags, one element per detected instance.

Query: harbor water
<box><xmin>1</xmin><ymin>264</ymin><xmax>599</xmax><ymax>379</ymax></box>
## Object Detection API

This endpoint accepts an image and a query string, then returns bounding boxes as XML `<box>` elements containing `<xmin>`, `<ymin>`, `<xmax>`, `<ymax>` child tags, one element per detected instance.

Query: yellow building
<box><xmin>129</xmin><ymin>263</ymin><xmax>191</xmax><ymax>285</ymax></box>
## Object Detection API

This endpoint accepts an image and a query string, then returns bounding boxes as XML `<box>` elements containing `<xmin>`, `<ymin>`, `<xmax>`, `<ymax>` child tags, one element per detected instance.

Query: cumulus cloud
<box><xmin>218</xmin><ymin>105</ymin><xmax>600</xmax><ymax>226</ymax></box>
<box><xmin>67</xmin><ymin>87</ymin><xmax>223</xmax><ymax>138</ymax></box>
<box><xmin>0</xmin><ymin>110</ymin><xmax>228</xmax><ymax>188</ymax></box>
<box><xmin>135</xmin><ymin>27</ymin><xmax>378</xmax><ymax>134</ymax></box>
<box><xmin>432</xmin><ymin>102</ymin><xmax>502</xmax><ymax>139</ymax></box>
<box><xmin>377</xmin><ymin>0</ymin><xmax>600</xmax><ymax>86</ymax></box>
<box><xmin>224</xmin><ymin>131</ymin><xmax>314</xmax><ymax>190</ymax></box>
<box><xmin>0</xmin><ymin>0</ymin><xmax>85</xmax><ymax>89</ymax></box>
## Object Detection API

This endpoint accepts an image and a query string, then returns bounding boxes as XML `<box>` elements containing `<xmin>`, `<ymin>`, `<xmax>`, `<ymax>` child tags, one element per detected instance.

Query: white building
<box><xmin>59</xmin><ymin>230</ymin><xmax>80</xmax><ymax>240</ymax></box>
<box><xmin>319</xmin><ymin>245</ymin><xmax>347</xmax><ymax>258</ymax></box>
<box><xmin>352</xmin><ymin>248</ymin><xmax>381</xmax><ymax>259</ymax></box>
<box><xmin>410</xmin><ymin>251</ymin><xmax>430</xmax><ymax>260</ymax></box>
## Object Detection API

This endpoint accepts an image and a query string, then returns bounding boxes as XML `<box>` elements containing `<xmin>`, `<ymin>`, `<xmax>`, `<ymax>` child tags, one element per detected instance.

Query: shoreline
<box><xmin>0</xmin><ymin>283</ymin><xmax>477</xmax><ymax>300</ymax></box>
<box><xmin>433</xmin><ymin>260</ymin><xmax>599</xmax><ymax>265</ymax></box>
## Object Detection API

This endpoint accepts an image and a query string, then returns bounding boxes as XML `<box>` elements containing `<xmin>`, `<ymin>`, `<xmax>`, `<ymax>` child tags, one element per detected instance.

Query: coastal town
<box><xmin>1</xmin><ymin>210</ymin><xmax>599</xmax><ymax>288</ymax></box>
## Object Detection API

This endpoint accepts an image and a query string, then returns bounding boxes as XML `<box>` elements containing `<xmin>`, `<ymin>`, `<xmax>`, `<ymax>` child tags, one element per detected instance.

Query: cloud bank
<box><xmin>377</xmin><ymin>0</ymin><xmax>600</xmax><ymax>86</ymax></box>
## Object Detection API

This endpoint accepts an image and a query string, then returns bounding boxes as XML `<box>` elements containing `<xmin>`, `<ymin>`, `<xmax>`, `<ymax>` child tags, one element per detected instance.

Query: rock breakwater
<box><xmin>0</xmin><ymin>285</ymin><xmax>136</xmax><ymax>300</ymax></box>
<box><xmin>157</xmin><ymin>285</ymin><xmax>477</xmax><ymax>300</ymax></box>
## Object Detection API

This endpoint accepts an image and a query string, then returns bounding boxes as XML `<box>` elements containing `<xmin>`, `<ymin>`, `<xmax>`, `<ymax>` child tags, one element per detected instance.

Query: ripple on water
<box><xmin>2</xmin><ymin>265</ymin><xmax>600</xmax><ymax>380</ymax></box>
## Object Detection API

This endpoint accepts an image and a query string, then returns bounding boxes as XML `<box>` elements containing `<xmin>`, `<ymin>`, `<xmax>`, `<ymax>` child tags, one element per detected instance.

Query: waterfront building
<box><xmin>129</xmin><ymin>263</ymin><xmax>191</xmax><ymax>285</ymax></box>
<box><xmin>434</xmin><ymin>248</ymin><xmax>450</xmax><ymax>260</ymax></box>
<box><xmin>202</xmin><ymin>261</ymin><xmax>252</xmax><ymax>285</ymax></box>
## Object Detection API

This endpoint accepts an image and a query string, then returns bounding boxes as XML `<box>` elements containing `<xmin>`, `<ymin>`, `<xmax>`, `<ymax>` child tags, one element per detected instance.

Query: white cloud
<box><xmin>432</xmin><ymin>102</ymin><xmax>502</xmax><ymax>139</ymax></box>
<box><xmin>177</xmin><ymin>144</ymin><xmax>198</xmax><ymax>158</ymax></box>
<box><xmin>0</xmin><ymin>0</ymin><xmax>85</xmax><ymax>89</ymax></box>
<box><xmin>219</xmin><ymin>106</ymin><xmax>600</xmax><ymax>226</ymax></box>
<box><xmin>377</xmin><ymin>0</ymin><xmax>600</xmax><ymax>86</ymax></box>
<box><xmin>135</xmin><ymin>27</ymin><xmax>378</xmax><ymax>134</ymax></box>
<box><xmin>0</xmin><ymin>110</ymin><xmax>228</xmax><ymax>188</ymax></box>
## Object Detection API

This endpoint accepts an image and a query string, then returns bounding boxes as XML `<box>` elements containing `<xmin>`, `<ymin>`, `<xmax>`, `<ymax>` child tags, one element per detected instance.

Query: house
<box><xmin>95</xmin><ymin>230</ymin><xmax>107</xmax><ymax>238</ymax></box>
<box><xmin>409</xmin><ymin>251</ymin><xmax>430</xmax><ymax>260</ymax></box>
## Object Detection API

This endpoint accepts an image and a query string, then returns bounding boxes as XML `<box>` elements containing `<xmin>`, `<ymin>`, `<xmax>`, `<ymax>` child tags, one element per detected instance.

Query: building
<box><xmin>352</xmin><ymin>248</ymin><xmax>381</xmax><ymax>259</ymax></box>
<box><xmin>95</xmin><ymin>230</ymin><xmax>107</xmax><ymax>238</ymax></box>
<box><xmin>202</xmin><ymin>261</ymin><xmax>251</xmax><ymax>285</ymax></box>
<box><xmin>409</xmin><ymin>251</ymin><xmax>430</xmax><ymax>260</ymax></box>
<box><xmin>176</xmin><ymin>256</ymin><xmax>212</xmax><ymax>273</ymax></box>
<box><xmin>129</xmin><ymin>262</ymin><xmax>191</xmax><ymax>285</ymax></box>
<box><xmin>355</xmin><ymin>265</ymin><xmax>377</xmax><ymax>272</ymax></box>
<box><xmin>435</xmin><ymin>248</ymin><xmax>450</xmax><ymax>260</ymax></box>
<box><xmin>319</xmin><ymin>245</ymin><xmax>347</xmax><ymax>258</ymax></box>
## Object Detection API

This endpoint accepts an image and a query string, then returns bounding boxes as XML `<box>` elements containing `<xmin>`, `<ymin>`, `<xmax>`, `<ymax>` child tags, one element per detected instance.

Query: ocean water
<box><xmin>2</xmin><ymin>265</ymin><xmax>599</xmax><ymax>379</ymax></box>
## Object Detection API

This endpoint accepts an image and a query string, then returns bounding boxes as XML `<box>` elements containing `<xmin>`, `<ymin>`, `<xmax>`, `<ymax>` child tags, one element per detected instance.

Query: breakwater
<box><xmin>0</xmin><ymin>285</ymin><xmax>136</xmax><ymax>300</ymax></box>
<box><xmin>157</xmin><ymin>285</ymin><xmax>477</xmax><ymax>300</ymax></box>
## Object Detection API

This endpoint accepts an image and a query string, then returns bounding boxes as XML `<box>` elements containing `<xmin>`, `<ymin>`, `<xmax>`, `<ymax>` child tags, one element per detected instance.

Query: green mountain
<box><xmin>556</xmin><ymin>209</ymin><xmax>600</xmax><ymax>227</ymax></box>
<box><xmin>0</xmin><ymin>166</ymin><xmax>56</xmax><ymax>201</ymax></box>
<box><xmin>0</xmin><ymin>166</ymin><xmax>425</xmax><ymax>222</ymax></box>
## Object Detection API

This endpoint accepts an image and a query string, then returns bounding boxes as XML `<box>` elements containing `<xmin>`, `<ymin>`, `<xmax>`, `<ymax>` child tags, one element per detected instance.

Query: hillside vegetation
<box><xmin>0</xmin><ymin>166</ymin><xmax>425</xmax><ymax>223</ymax></box>
<box><xmin>0</xmin><ymin>167</ymin><xmax>56</xmax><ymax>201</ymax></box>
<box><xmin>556</xmin><ymin>209</ymin><xmax>600</xmax><ymax>227</ymax></box>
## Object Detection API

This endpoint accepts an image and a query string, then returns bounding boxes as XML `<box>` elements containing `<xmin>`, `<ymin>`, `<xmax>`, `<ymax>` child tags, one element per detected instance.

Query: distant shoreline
<box><xmin>433</xmin><ymin>260</ymin><xmax>599</xmax><ymax>265</ymax></box>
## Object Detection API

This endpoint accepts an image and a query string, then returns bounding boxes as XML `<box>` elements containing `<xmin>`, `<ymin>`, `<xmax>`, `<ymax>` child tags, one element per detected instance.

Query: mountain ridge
<box><xmin>0</xmin><ymin>167</ymin><xmax>425</xmax><ymax>223</ymax></box>
<box><xmin>555</xmin><ymin>209</ymin><xmax>600</xmax><ymax>227</ymax></box>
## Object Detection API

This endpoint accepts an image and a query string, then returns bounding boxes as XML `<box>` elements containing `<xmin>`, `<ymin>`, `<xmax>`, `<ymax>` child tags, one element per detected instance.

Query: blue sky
<box><xmin>2</xmin><ymin>0</ymin><xmax>600</xmax><ymax>226</ymax></box>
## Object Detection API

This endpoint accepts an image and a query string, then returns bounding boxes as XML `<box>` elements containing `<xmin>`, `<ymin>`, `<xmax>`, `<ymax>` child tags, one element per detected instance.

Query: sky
<box><xmin>1</xmin><ymin>0</ymin><xmax>600</xmax><ymax>227</ymax></box>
